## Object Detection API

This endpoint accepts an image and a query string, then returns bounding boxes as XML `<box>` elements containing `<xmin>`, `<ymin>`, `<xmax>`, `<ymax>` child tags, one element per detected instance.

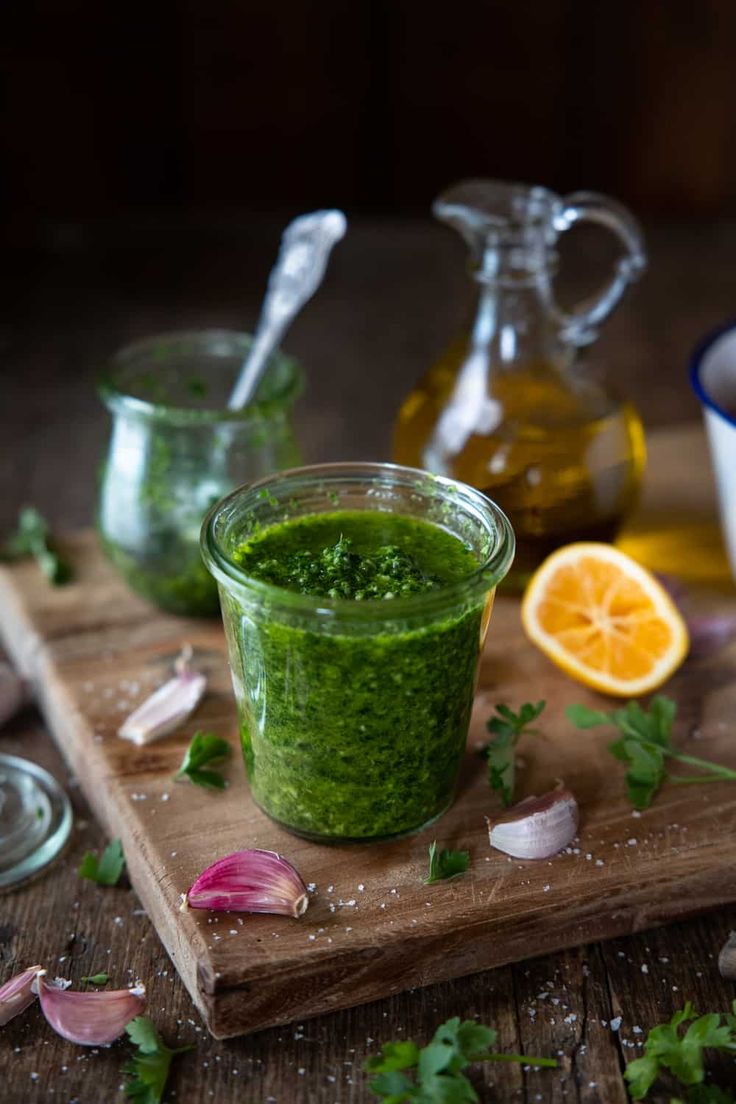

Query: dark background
<box><xmin>3</xmin><ymin>0</ymin><xmax>736</xmax><ymax>525</ymax></box>
<box><xmin>4</xmin><ymin>0</ymin><xmax>736</xmax><ymax>227</ymax></box>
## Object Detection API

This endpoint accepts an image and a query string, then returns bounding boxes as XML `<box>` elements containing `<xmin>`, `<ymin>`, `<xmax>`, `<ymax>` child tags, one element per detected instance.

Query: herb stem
<box><xmin>668</xmin><ymin>774</ymin><xmax>734</xmax><ymax>785</ymax></box>
<box><xmin>667</xmin><ymin>751</ymin><xmax>736</xmax><ymax>779</ymax></box>
<box><xmin>487</xmin><ymin>1053</ymin><xmax>558</xmax><ymax>1068</ymax></box>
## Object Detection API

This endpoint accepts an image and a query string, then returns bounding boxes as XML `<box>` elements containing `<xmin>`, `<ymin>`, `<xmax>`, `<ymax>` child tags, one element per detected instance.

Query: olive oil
<box><xmin>395</xmin><ymin>179</ymin><xmax>648</xmax><ymax>587</ymax></box>
<box><xmin>395</xmin><ymin>346</ymin><xmax>646</xmax><ymax>585</ymax></box>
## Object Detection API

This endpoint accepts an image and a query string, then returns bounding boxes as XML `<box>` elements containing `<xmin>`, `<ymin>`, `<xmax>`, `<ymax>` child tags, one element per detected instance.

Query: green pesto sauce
<box><xmin>101</xmin><ymin>535</ymin><xmax>219</xmax><ymax>617</ymax></box>
<box><xmin>227</xmin><ymin>511</ymin><xmax>486</xmax><ymax>841</ymax></box>
<box><xmin>234</xmin><ymin>511</ymin><xmax>478</xmax><ymax>600</ymax></box>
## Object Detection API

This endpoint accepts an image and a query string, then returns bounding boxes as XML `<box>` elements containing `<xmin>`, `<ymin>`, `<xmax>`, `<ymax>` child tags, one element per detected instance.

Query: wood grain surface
<box><xmin>1</xmin><ymin>426</ymin><xmax>735</xmax><ymax>1051</ymax></box>
<box><xmin>4</xmin><ymin>218</ymin><xmax>736</xmax><ymax>1102</ymax></box>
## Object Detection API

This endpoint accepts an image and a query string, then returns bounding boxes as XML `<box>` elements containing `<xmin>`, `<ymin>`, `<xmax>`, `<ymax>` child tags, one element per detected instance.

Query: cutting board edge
<box><xmin>202</xmin><ymin>868</ymin><xmax>736</xmax><ymax>1038</ymax></box>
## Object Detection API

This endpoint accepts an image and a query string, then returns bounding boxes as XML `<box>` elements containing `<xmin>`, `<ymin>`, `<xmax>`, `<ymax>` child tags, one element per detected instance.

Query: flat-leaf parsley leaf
<box><xmin>78</xmin><ymin>837</ymin><xmax>125</xmax><ymax>886</ymax></box>
<box><xmin>1</xmin><ymin>506</ymin><xmax>72</xmax><ymax>585</ymax></box>
<box><xmin>482</xmin><ymin>701</ymin><xmax>546</xmax><ymax>806</ymax></box>
<box><xmin>174</xmin><ymin>731</ymin><xmax>231</xmax><ymax>790</ymax></box>
<box><xmin>424</xmin><ymin>841</ymin><xmax>470</xmax><ymax>884</ymax></box>
<box><xmin>80</xmin><ymin>972</ymin><xmax>109</xmax><ymax>985</ymax></box>
<box><xmin>364</xmin><ymin>1015</ymin><xmax>556</xmax><ymax>1101</ymax></box>
<box><xmin>567</xmin><ymin>697</ymin><xmax>736</xmax><ymax>810</ymax></box>
<box><xmin>124</xmin><ymin>1015</ymin><xmax>193</xmax><ymax>1104</ymax></box>
<box><xmin>625</xmin><ymin>1001</ymin><xmax>736</xmax><ymax>1100</ymax></box>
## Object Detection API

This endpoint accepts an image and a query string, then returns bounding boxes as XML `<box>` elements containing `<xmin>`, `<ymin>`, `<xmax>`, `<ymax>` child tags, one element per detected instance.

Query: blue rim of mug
<box><xmin>690</xmin><ymin>317</ymin><xmax>736</xmax><ymax>430</ymax></box>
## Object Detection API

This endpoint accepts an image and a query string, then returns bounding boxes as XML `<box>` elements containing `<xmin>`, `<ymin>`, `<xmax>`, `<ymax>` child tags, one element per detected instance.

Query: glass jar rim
<box><xmin>201</xmin><ymin>461</ymin><xmax>515</xmax><ymax>622</ymax></box>
<box><xmin>98</xmin><ymin>328</ymin><xmax>303</xmax><ymax>426</ymax></box>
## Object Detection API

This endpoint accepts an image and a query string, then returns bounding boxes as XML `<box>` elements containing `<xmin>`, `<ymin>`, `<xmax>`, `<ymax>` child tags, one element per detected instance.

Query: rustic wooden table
<box><xmin>2</xmin><ymin>217</ymin><xmax>736</xmax><ymax>1101</ymax></box>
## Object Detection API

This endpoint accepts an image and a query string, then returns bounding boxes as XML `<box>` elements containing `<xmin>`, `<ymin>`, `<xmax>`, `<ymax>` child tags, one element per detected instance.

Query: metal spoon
<box><xmin>228</xmin><ymin>209</ymin><xmax>347</xmax><ymax>410</ymax></box>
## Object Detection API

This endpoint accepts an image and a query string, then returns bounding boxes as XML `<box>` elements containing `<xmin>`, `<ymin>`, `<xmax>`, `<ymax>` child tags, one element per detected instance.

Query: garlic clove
<box><xmin>488</xmin><ymin>789</ymin><xmax>579</xmax><ymax>860</ymax></box>
<box><xmin>182</xmin><ymin>848</ymin><xmax>309</xmax><ymax>918</ymax></box>
<box><xmin>687</xmin><ymin>613</ymin><xmax>736</xmax><ymax>659</ymax></box>
<box><xmin>0</xmin><ymin>965</ymin><xmax>43</xmax><ymax>1025</ymax></box>
<box><xmin>118</xmin><ymin>644</ymin><xmax>206</xmax><ymax>746</ymax></box>
<box><xmin>35</xmin><ymin>971</ymin><xmax>146</xmax><ymax>1045</ymax></box>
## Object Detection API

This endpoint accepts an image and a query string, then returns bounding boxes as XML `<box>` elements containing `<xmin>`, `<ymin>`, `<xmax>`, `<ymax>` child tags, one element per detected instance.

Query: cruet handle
<box><xmin>549</xmin><ymin>191</ymin><xmax>647</xmax><ymax>346</ymax></box>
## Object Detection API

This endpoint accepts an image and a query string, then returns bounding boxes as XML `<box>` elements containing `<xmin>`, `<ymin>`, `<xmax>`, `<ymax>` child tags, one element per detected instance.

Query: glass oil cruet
<box><xmin>394</xmin><ymin>180</ymin><xmax>648</xmax><ymax>586</ymax></box>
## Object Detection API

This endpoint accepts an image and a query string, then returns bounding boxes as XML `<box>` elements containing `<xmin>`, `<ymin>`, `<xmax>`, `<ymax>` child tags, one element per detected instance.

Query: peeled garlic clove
<box><xmin>118</xmin><ymin>644</ymin><xmax>206</xmax><ymax>746</ymax></box>
<box><xmin>182</xmin><ymin>848</ymin><xmax>309</xmax><ymax>918</ymax></box>
<box><xmin>0</xmin><ymin>965</ymin><xmax>43</xmax><ymax>1025</ymax></box>
<box><xmin>488</xmin><ymin>789</ymin><xmax>579</xmax><ymax>860</ymax></box>
<box><xmin>35</xmin><ymin>971</ymin><xmax>146</xmax><ymax>1045</ymax></box>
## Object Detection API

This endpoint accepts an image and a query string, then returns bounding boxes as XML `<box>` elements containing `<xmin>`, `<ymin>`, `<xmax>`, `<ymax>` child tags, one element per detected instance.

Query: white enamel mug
<box><xmin>691</xmin><ymin>321</ymin><xmax>736</xmax><ymax>581</ymax></box>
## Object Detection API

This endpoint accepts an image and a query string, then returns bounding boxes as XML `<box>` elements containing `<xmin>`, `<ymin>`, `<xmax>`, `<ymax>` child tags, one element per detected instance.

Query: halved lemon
<box><xmin>521</xmin><ymin>543</ymin><xmax>689</xmax><ymax>697</ymax></box>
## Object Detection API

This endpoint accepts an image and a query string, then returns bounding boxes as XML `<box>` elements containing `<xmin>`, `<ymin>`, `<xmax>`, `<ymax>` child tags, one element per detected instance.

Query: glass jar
<box><xmin>201</xmin><ymin>462</ymin><xmax>514</xmax><ymax>843</ymax></box>
<box><xmin>98</xmin><ymin>330</ymin><xmax>302</xmax><ymax>616</ymax></box>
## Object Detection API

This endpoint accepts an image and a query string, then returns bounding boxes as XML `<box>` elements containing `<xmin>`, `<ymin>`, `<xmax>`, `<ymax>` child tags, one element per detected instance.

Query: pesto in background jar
<box><xmin>98</xmin><ymin>330</ymin><xmax>302</xmax><ymax>616</ymax></box>
<box><xmin>202</xmin><ymin>463</ymin><xmax>514</xmax><ymax>843</ymax></box>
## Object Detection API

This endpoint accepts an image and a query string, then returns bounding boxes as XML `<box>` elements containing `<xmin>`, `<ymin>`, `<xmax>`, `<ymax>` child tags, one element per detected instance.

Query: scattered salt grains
<box><xmin>595</xmin><ymin>858</ymin><xmax>605</xmax><ymax>867</ymax></box>
<box><xmin>160</xmin><ymin>793</ymin><xmax>170</xmax><ymax>802</ymax></box>
<box><xmin>633</xmin><ymin>1025</ymin><xmax>643</xmax><ymax>1034</ymax></box>
<box><xmin>307</xmin><ymin>883</ymin><xmax>317</xmax><ymax>893</ymax></box>
<box><xmin>543</xmin><ymin>884</ymin><xmax>551</xmax><ymax>893</ymax></box>
<box><xmin>357</xmin><ymin>883</ymin><xmax>365</xmax><ymax>892</ymax></box>
<box><xmin>626</xmin><ymin>838</ymin><xmax>637</xmax><ymax>847</ymax></box>
<box><xmin>641</xmin><ymin>964</ymin><xmax>649</xmax><ymax>974</ymax></box>
<box><xmin>113</xmin><ymin>916</ymin><xmax>123</xmax><ymax>926</ymax></box>
<box><xmin>610</xmin><ymin>1016</ymin><xmax>622</xmax><ymax>1031</ymax></box>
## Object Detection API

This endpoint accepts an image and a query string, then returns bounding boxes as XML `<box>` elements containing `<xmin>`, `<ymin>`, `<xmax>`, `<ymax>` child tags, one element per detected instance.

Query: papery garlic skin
<box><xmin>183</xmin><ymin>848</ymin><xmax>309</xmax><ymax>918</ymax></box>
<box><xmin>118</xmin><ymin>644</ymin><xmax>206</xmax><ymax>746</ymax></box>
<box><xmin>35</xmin><ymin>972</ymin><xmax>146</xmax><ymax>1045</ymax></box>
<box><xmin>488</xmin><ymin>789</ymin><xmax>579</xmax><ymax>860</ymax></box>
<box><xmin>0</xmin><ymin>965</ymin><xmax>43</xmax><ymax>1026</ymax></box>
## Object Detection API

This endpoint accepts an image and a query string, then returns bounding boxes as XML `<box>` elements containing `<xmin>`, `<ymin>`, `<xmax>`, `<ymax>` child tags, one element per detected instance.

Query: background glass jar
<box><xmin>201</xmin><ymin>462</ymin><xmax>514</xmax><ymax>843</ymax></box>
<box><xmin>98</xmin><ymin>330</ymin><xmax>302</xmax><ymax>616</ymax></box>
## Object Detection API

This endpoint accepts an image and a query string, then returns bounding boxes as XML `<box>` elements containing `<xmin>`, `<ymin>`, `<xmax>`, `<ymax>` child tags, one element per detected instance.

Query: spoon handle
<box><xmin>228</xmin><ymin>209</ymin><xmax>346</xmax><ymax>410</ymax></box>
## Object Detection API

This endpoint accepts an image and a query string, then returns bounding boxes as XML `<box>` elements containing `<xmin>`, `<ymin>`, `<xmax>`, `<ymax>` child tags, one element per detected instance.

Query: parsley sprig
<box><xmin>567</xmin><ymin>696</ymin><xmax>736</xmax><ymax>810</ymax></box>
<box><xmin>1</xmin><ymin>506</ymin><xmax>72</xmax><ymax>585</ymax></box>
<box><xmin>174</xmin><ymin>731</ymin><xmax>231</xmax><ymax>790</ymax></box>
<box><xmin>78</xmin><ymin>837</ymin><xmax>125</xmax><ymax>886</ymax></box>
<box><xmin>124</xmin><ymin>1015</ymin><xmax>192</xmax><ymax>1103</ymax></box>
<box><xmin>482</xmin><ymin>701</ymin><xmax>546</xmax><ymax>806</ymax></box>
<box><xmin>424</xmin><ymin>841</ymin><xmax>470</xmax><ymax>884</ymax></box>
<box><xmin>625</xmin><ymin>1001</ymin><xmax>736</xmax><ymax>1100</ymax></box>
<box><xmin>364</xmin><ymin>1015</ymin><xmax>556</xmax><ymax>1101</ymax></box>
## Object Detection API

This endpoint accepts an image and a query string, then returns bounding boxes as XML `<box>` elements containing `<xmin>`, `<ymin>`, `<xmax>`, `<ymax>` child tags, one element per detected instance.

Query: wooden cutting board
<box><xmin>1</xmin><ymin>424</ymin><xmax>735</xmax><ymax>1040</ymax></box>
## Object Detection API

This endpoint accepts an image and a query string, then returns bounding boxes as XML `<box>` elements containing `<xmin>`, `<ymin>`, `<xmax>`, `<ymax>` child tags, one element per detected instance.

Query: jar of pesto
<box><xmin>201</xmin><ymin>463</ymin><xmax>514</xmax><ymax>842</ymax></box>
<box><xmin>98</xmin><ymin>330</ymin><xmax>302</xmax><ymax>616</ymax></box>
